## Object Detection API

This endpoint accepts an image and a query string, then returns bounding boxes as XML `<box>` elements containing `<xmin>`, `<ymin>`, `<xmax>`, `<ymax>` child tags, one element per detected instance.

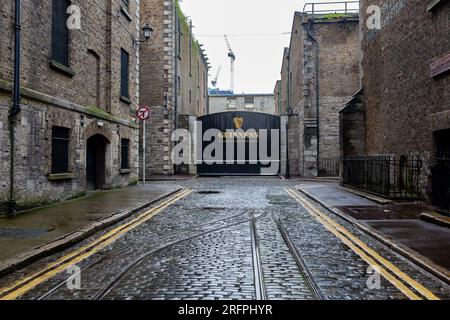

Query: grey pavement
<box><xmin>296</xmin><ymin>183</ymin><xmax>375</xmax><ymax>208</ymax></box>
<box><xmin>0</xmin><ymin>184</ymin><xmax>180</xmax><ymax>262</ymax></box>
<box><xmin>297</xmin><ymin>182</ymin><xmax>450</xmax><ymax>278</ymax></box>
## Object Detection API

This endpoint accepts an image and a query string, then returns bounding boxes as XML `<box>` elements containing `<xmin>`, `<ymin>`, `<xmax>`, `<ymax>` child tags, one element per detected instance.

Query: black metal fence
<box><xmin>432</xmin><ymin>157</ymin><xmax>450</xmax><ymax>213</ymax></box>
<box><xmin>318</xmin><ymin>157</ymin><xmax>340</xmax><ymax>177</ymax></box>
<box><xmin>343</xmin><ymin>156</ymin><xmax>422</xmax><ymax>199</ymax></box>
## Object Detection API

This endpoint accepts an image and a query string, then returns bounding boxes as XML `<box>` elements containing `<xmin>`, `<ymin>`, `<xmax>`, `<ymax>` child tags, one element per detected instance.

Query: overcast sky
<box><xmin>179</xmin><ymin>0</ymin><xmax>356</xmax><ymax>94</ymax></box>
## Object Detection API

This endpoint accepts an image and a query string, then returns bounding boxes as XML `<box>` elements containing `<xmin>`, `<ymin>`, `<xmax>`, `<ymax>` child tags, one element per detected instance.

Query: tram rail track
<box><xmin>272</xmin><ymin>212</ymin><xmax>325</xmax><ymax>300</ymax></box>
<box><xmin>36</xmin><ymin>206</ymin><xmax>259</xmax><ymax>299</ymax></box>
<box><xmin>250</xmin><ymin>212</ymin><xmax>267</xmax><ymax>300</ymax></box>
<box><xmin>93</xmin><ymin>212</ymin><xmax>270</xmax><ymax>300</ymax></box>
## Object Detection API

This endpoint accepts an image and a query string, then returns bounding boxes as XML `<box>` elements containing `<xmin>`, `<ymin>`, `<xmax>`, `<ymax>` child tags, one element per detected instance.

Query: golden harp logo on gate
<box><xmin>233</xmin><ymin>117</ymin><xmax>244</xmax><ymax>129</ymax></box>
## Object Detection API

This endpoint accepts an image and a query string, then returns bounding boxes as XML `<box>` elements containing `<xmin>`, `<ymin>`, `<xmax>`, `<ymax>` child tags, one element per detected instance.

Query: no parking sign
<box><xmin>137</xmin><ymin>106</ymin><xmax>150</xmax><ymax>121</ymax></box>
<box><xmin>138</xmin><ymin>106</ymin><xmax>150</xmax><ymax>184</ymax></box>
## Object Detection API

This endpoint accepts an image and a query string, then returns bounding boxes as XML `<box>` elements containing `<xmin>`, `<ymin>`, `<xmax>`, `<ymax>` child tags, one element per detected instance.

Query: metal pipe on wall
<box><xmin>307</xmin><ymin>19</ymin><xmax>320</xmax><ymax>175</ymax></box>
<box><xmin>8</xmin><ymin>0</ymin><xmax>22</xmax><ymax>214</ymax></box>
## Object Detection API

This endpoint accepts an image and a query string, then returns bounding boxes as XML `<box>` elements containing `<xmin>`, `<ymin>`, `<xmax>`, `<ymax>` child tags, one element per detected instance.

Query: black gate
<box><xmin>432</xmin><ymin>158</ymin><xmax>450</xmax><ymax>213</ymax></box>
<box><xmin>198</xmin><ymin>112</ymin><xmax>280</xmax><ymax>176</ymax></box>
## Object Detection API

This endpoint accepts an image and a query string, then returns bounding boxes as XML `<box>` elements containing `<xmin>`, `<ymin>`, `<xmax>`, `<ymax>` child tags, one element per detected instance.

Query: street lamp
<box><xmin>134</xmin><ymin>23</ymin><xmax>153</xmax><ymax>45</ymax></box>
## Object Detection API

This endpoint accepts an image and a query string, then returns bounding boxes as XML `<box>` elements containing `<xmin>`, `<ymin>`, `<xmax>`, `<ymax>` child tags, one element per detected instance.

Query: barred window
<box><xmin>52</xmin><ymin>0</ymin><xmax>70</xmax><ymax>66</ymax></box>
<box><xmin>245</xmin><ymin>96</ymin><xmax>255</xmax><ymax>109</ymax></box>
<box><xmin>52</xmin><ymin>127</ymin><xmax>70</xmax><ymax>174</ymax></box>
<box><xmin>121</xmin><ymin>139</ymin><xmax>130</xmax><ymax>170</ymax></box>
<box><xmin>227</xmin><ymin>98</ymin><xmax>237</xmax><ymax>109</ymax></box>
<box><xmin>120</xmin><ymin>49</ymin><xmax>130</xmax><ymax>98</ymax></box>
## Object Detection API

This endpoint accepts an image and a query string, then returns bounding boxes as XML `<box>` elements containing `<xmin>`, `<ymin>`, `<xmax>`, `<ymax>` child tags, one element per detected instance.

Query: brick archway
<box><xmin>86</xmin><ymin>134</ymin><xmax>110</xmax><ymax>190</ymax></box>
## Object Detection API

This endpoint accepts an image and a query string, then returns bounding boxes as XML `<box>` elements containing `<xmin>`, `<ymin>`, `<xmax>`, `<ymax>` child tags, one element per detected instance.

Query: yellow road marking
<box><xmin>0</xmin><ymin>189</ymin><xmax>193</xmax><ymax>300</ymax></box>
<box><xmin>285</xmin><ymin>188</ymin><xmax>440</xmax><ymax>300</ymax></box>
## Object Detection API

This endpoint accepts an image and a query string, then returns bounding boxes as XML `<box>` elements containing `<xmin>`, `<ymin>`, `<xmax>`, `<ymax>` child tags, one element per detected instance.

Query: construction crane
<box><xmin>224</xmin><ymin>35</ymin><xmax>236</xmax><ymax>93</ymax></box>
<box><xmin>211</xmin><ymin>66</ymin><xmax>221</xmax><ymax>88</ymax></box>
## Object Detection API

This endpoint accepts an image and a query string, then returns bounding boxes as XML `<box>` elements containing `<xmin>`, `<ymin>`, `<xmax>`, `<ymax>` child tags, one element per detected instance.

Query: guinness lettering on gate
<box><xmin>217</xmin><ymin>117</ymin><xmax>259</xmax><ymax>140</ymax></box>
<box><xmin>198</xmin><ymin>111</ymin><xmax>281</xmax><ymax>176</ymax></box>
<box><xmin>218</xmin><ymin>131</ymin><xmax>259</xmax><ymax>140</ymax></box>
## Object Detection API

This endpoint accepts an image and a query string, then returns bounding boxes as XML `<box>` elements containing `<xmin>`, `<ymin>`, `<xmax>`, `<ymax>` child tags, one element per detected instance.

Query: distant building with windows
<box><xmin>208</xmin><ymin>94</ymin><xmax>277</xmax><ymax>115</ymax></box>
<box><xmin>0</xmin><ymin>0</ymin><xmax>140</xmax><ymax>213</ymax></box>
<box><xmin>278</xmin><ymin>10</ymin><xmax>360</xmax><ymax>177</ymax></box>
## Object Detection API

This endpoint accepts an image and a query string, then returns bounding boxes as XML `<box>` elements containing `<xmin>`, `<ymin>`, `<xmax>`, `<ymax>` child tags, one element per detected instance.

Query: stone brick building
<box><xmin>140</xmin><ymin>0</ymin><xmax>209</xmax><ymax>177</ymax></box>
<box><xmin>341</xmin><ymin>0</ymin><xmax>450</xmax><ymax>207</ymax></box>
<box><xmin>274</xmin><ymin>80</ymin><xmax>282</xmax><ymax>115</ymax></box>
<box><xmin>208</xmin><ymin>94</ymin><xmax>276</xmax><ymax>115</ymax></box>
<box><xmin>279</xmin><ymin>10</ymin><xmax>360</xmax><ymax>177</ymax></box>
<box><xmin>0</xmin><ymin>0</ymin><xmax>141</xmax><ymax>213</ymax></box>
<box><xmin>279</xmin><ymin>47</ymin><xmax>290</xmax><ymax>116</ymax></box>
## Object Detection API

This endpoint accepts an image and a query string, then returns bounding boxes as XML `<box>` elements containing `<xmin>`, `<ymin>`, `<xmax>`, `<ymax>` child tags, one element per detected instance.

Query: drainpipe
<box><xmin>307</xmin><ymin>18</ymin><xmax>320</xmax><ymax>175</ymax></box>
<box><xmin>174</xmin><ymin>15</ymin><xmax>178</xmax><ymax>131</ymax></box>
<box><xmin>8</xmin><ymin>0</ymin><xmax>22</xmax><ymax>214</ymax></box>
<box><xmin>285</xmin><ymin>54</ymin><xmax>291</xmax><ymax>179</ymax></box>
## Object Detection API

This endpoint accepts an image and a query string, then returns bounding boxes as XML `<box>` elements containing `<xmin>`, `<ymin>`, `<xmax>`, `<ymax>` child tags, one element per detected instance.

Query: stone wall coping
<box><xmin>0</xmin><ymin>79</ymin><xmax>139</xmax><ymax>129</ymax></box>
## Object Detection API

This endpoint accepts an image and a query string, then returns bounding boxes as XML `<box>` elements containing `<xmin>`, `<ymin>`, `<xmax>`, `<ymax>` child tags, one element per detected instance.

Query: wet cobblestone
<box><xmin>255</xmin><ymin>213</ymin><xmax>315</xmax><ymax>300</ymax></box>
<box><xmin>1</xmin><ymin>178</ymin><xmax>448</xmax><ymax>300</ymax></box>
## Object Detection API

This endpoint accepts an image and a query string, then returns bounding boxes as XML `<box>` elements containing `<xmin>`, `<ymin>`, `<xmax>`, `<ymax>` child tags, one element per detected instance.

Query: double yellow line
<box><xmin>0</xmin><ymin>188</ymin><xmax>193</xmax><ymax>300</ymax></box>
<box><xmin>285</xmin><ymin>188</ymin><xmax>440</xmax><ymax>300</ymax></box>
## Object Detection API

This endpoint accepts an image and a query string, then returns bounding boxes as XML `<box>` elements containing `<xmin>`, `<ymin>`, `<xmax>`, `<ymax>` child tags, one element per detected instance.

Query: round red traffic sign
<box><xmin>137</xmin><ymin>106</ymin><xmax>150</xmax><ymax>121</ymax></box>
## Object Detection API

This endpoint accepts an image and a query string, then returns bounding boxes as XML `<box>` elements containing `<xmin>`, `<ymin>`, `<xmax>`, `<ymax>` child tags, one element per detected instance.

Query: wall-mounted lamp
<box><xmin>134</xmin><ymin>23</ymin><xmax>153</xmax><ymax>45</ymax></box>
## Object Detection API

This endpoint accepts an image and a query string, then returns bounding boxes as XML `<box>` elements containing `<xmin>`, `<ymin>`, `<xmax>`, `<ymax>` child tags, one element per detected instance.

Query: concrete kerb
<box><xmin>297</xmin><ymin>187</ymin><xmax>450</xmax><ymax>286</ymax></box>
<box><xmin>420</xmin><ymin>212</ymin><xmax>450</xmax><ymax>229</ymax></box>
<box><xmin>0</xmin><ymin>187</ymin><xmax>183</xmax><ymax>277</ymax></box>
<box><xmin>337</xmin><ymin>186</ymin><xmax>394</xmax><ymax>205</ymax></box>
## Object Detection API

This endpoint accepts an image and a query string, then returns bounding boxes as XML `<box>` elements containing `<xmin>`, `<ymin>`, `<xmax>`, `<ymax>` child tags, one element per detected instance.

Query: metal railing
<box><xmin>343</xmin><ymin>155</ymin><xmax>422</xmax><ymax>200</ymax></box>
<box><xmin>318</xmin><ymin>157</ymin><xmax>340</xmax><ymax>177</ymax></box>
<box><xmin>432</xmin><ymin>158</ymin><xmax>450</xmax><ymax>213</ymax></box>
<box><xmin>303</xmin><ymin>1</ymin><xmax>359</xmax><ymax>15</ymax></box>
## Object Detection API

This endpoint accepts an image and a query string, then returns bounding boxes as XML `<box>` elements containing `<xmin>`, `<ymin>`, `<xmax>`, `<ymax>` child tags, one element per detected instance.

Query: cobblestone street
<box><xmin>0</xmin><ymin>178</ymin><xmax>448</xmax><ymax>301</ymax></box>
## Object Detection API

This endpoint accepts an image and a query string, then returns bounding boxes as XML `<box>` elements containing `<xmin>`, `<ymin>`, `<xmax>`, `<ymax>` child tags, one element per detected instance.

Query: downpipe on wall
<box><xmin>307</xmin><ymin>19</ymin><xmax>320</xmax><ymax>175</ymax></box>
<box><xmin>8</xmin><ymin>0</ymin><xmax>22</xmax><ymax>214</ymax></box>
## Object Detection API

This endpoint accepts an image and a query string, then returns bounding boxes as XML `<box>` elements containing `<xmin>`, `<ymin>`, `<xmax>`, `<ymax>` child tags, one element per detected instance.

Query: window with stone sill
<box><xmin>121</xmin><ymin>138</ymin><xmax>130</xmax><ymax>170</ymax></box>
<box><xmin>227</xmin><ymin>98</ymin><xmax>237</xmax><ymax>109</ymax></box>
<box><xmin>120</xmin><ymin>48</ymin><xmax>130</xmax><ymax>99</ymax></box>
<box><xmin>244</xmin><ymin>97</ymin><xmax>255</xmax><ymax>109</ymax></box>
<box><xmin>51</xmin><ymin>126</ymin><xmax>71</xmax><ymax>174</ymax></box>
<box><xmin>51</xmin><ymin>0</ymin><xmax>71</xmax><ymax>67</ymax></box>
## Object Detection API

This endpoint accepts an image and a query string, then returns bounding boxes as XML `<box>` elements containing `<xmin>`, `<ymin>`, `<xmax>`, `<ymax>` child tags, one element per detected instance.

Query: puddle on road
<box><xmin>0</xmin><ymin>227</ymin><xmax>49</xmax><ymax>239</ymax></box>
<box><xmin>266</xmin><ymin>195</ymin><xmax>292</xmax><ymax>206</ymax></box>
